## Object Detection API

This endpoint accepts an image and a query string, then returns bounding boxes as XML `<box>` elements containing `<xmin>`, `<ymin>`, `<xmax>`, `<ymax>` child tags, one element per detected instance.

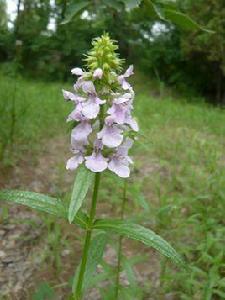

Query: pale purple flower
<box><xmin>107</xmin><ymin>92</ymin><xmax>138</xmax><ymax>131</ymax></box>
<box><xmin>66</xmin><ymin>139</ymin><xmax>86</xmax><ymax>170</ymax></box>
<box><xmin>85</xmin><ymin>152</ymin><xmax>108</xmax><ymax>172</ymax></box>
<box><xmin>118</xmin><ymin>65</ymin><xmax>134</xmax><ymax>90</ymax></box>
<box><xmin>71</xmin><ymin>121</ymin><xmax>92</xmax><ymax>143</ymax></box>
<box><xmin>66</xmin><ymin>152</ymin><xmax>84</xmax><ymax>170</ymax></box>
<box><xmin>62</xmin><ymin>90</ymin><xmax>86</xmax><ymax>103</ymax></box>
<box><xmin>107</xmin><ymin>93</ymin><xmax>133</xmax><ymax>124</ymax></box>
<box><xmin>93</xmin><ymin>68</ymin><xmax>103</xmax><ymax>79</ymax></box>
<box><xmin>81</xmin><ymin>81</ymin><xmax>96</xmax><ymax>94</ymax></box>
<box><xmin>82</xmin><ymin>96</ymin><xmax>105</xmax><ymax>119</ymax></box>
<box><xmin>64</xmin><ymin>61</ymin><xmax>137</xmax><ymax>177</ymax></box>
<box><xmin>108</xmin><ymin>138</ymin><xmax>133</xmax><ymax>178</ymax></box>
<box><xmin>125</xmin><ymin>115</ymin><xmax>139</xmax><ymax>132</ymax></box>
<box><xmin>74</xmin><ymin>76</ymin><xmax>85</xmax><ymax>91</ymax></box>
<box><xmin>98</xmin><ymin>121</ymin><xmax>123</xmax><ymax>148</ymax></box>
<box><xmin>124</xmin><ymin>65</ymin><xmax>134</xmax><ymax>77</ymax></box>
<box><xmin>71</xmin><ymin>67</ymin><xmax>83</xmax><ymax>76</ymax></box>
<box><xmin>67</xmin><ymin>103</ymin><xmax>83</xmax><ymax>122</ymax></box>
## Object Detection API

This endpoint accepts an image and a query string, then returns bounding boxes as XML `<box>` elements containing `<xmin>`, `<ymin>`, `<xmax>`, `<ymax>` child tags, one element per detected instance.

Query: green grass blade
<box><xmin>93</xmin><ymin>219</ymin><xmax>185</xmax><ymax>268</ymax></box>
<box><xmin>68</xmin><ymin>165</ymin><xmax>94</xmax><ymax>224</ymax></box>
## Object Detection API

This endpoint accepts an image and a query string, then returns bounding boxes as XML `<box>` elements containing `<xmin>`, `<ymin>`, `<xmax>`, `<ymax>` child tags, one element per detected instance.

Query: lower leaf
<box><xmin>0</xmin><ymin>189</ymin><xmax>88</xmax><ymax>228</ymax></box>
<box><xmin>93</xmin><ymin>219</ymin><xmax>186</xmax><ymax>268</ymax></box>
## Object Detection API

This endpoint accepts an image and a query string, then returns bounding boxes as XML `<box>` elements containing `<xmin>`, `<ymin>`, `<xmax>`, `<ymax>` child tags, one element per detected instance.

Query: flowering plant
<box><xmin>0</xmin><ymin>34</ymin><xmax>184</xmax><ymax>300</ymax></box>
<box><xmin>63</xmin><ymin>35</ymin><xmax>138</xmax><ymax>178</ymax></box>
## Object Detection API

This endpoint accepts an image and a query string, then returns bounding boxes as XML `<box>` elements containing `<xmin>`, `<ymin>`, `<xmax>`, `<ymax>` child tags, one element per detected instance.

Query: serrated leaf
<box><xmin>94</xmin><ymin>219</ymin><xmax>185</xmax><ymax>268</ymax></box>
<box><xmin>68</xmin><ymin>165</ymin><xmax>94</xmax><ymax>224</ymax></box>
<box><xmin>121</xmin><ymin>0</ymin><xmax>141</xmax><ymax>10</ymax></box>
<box><xmin>61</xmin><ymin>1</ymin><xmax>90</xmax><ymax>25</ymax></box>
<box><xmin>0</xmin><ymin>189</ymin><xmax>88</xmax><ymax>228</ymax></box>
<box><xmin>72</xmin><ymin>232</ymin><xmax>107</xmax><ymax>293</ymax></box>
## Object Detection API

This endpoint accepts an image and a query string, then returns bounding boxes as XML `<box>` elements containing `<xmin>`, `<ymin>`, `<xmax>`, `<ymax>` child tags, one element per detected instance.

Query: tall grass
<box><xmin>0</xmin><ymin>73</ymin><xmax>70</xmax><ymax>164</ymax></box>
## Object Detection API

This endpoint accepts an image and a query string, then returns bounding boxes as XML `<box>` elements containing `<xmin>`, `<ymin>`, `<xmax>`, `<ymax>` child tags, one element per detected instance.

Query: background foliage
<box><xmin>0</xmin><ymin>1</ymin><xmax>225</xmax><ymax>299</ymax></box>
<box><xmin>0</xmin><ymin>0</ymin><xmax>224</xmax><ymax>103</ymax></box>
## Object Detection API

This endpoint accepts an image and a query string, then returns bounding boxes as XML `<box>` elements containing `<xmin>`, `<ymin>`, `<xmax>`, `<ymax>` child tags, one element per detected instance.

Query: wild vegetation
<box><xmin>1</xmin><ymin>68</ymin><xmax>225</xmax><ymax>299</ymax></box>
<box><xmin>0</xmin><ymin>1</ymin><xmax>225</xmax><ymax>300</ymax></box>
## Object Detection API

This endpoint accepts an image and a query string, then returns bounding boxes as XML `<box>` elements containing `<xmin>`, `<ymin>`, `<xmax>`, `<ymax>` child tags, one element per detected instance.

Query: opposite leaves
<box><xmin>94</xmin><ymin>219</ymin><xmax>186</xmax><ymax>268</ymax></box>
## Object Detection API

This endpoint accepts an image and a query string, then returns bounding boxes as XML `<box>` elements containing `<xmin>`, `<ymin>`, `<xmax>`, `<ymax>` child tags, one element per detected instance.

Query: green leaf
<box><xmin>0</xmin><ymin>189</ymin><xmax>88</xmax><ymax>228</ymax></box>
<box><xmin>143</xmin><ymin>0</ymin><xmax>160</xmax><ymax>19</ymax></box>
<box><xmin>61</xmin><ymin>1</ymin><xmax>90</xmax><ymax>25</ymax></box>
<box><xmin>94</xmin><ymin>219</ymin><xmax>185</xmax><ymax>268</ymax></box>
<box><xmin>164</xmin><ymin>9</ymin><xmax>212</xmax><ymax>32</ymax></box>
<box><xmin>121</xmin><ymin>0</ymin><xmax>141</xmax><ymax>10</ymax></box>
<box><xmin>0</xmin><ymin>189</ymin><xmax>67</xmax><ymax>217</ymax></box>
<box><xmin>72</xmin><ymin>232</ymin><xmax>107</xmax><ymax>293</ymax></box>
<box><xmin>68</xmin><ymin>165</ymin><xmax>94</xmax><ymax>224</ymax></box>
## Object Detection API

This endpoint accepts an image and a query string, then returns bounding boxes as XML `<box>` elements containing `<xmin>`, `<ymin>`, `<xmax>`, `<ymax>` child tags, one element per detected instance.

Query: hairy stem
<box><xmin>115</xmin><ymin>179</ymin><xmax>127</xmax><ymax>299</ymax></box>
<box><xmin>75</xmin><ymin>172</ymin><xmax>101</xmax><ymax>299</ymax></box>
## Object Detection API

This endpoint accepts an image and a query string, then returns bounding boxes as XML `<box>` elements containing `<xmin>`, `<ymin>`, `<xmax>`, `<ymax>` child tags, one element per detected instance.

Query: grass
<box><xmin>1</xmin><ymin>71</ymin><xmax>225</xmax><ymax>299</ymax></box>
<box><xmin>0</xmin><ymin>72</ymin><xmax>71</xmax><ymax>165</ymax></box>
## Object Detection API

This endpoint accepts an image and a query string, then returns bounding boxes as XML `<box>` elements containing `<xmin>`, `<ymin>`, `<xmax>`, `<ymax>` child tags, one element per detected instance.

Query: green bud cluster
<box><xmin>85</xmin><ymin>33</ymin><xmax>124</xmax><ymax>74</ymax></box>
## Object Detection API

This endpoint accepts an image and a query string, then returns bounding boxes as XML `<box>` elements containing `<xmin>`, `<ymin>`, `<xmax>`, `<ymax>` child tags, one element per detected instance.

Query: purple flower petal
<box><xmin>67</xmin><ymin>103</ymin><xmax>84</xmax><ymax>122</ymax></box>
<box><xmin>82</xmin><ymin>81</ymin><xmax>96</xmax><ymax>94</ymax></box>
<box><xmin>74</xmin><ymin>77</ymin><xmax>84</xmax><ymax>90</ymax></box>
<box><xmin>125</xmin><ymin>116</ymin><xmax>139</xmax><ymax>132</ymax></box>
<box><xmin>98</xmin><ymin>125</ymin><xmax>123</xmax><ymax>148</ymax></box>
<box><xmin>66</xmin><ymin>153</ymin><xmax>84</xmax><ymax>170</ymax></box>
<box><xmin>118</xmin><ymin>65</ymin><xmax>134</xmax><ymax>90</ymax></box>
<box><xmin>108</xmin><ymin>157</ymin><xmax>130</xmax><ymax>178</ymax></box>
<box><xmin>117</xmin><ymin>138</ymin><xmax>133</xmax><ymax>156</ymax></box>
<box><xmin>93</xmin><ymin>68</ymin><xmax>103</xmax><ymax>79</ymax></box>
<box><xmin>82</xmin><ymin>101</ymin><xmax>100</xmax><ymax>119</ymax></box>
<box><xmin>71</xmin><ymin>67</ymin><xmax>83</xmax><ymax>76</ymax></box>
<box><xmin>124</xmin><ymin>65</ymin><xmax>134</xmax><ymax>78</ymax></box>
<box><xmin>85</xmin><ymin>152</ymin><xmax>108</xmax><ymax>172</ymax></box>
<box><xmin>81</xmin><ymin>96</ymin><xmax>105</xmax><ymax>119</ymax></box>
<box><xmin>108</xmin><ymin>104</ymin><xmax>127</xmax><ymax>124</ymax></box>
<box><xmin>118</xmin><ymin>77</ymin><xmax>131</xmax><ymax>90</ymax></box>
<box><xmin>71</xmin><ymin>121</ymin><xmax>92</xmax><ymax>142</ymax></box>
<box><xmin>113</xmin><ymin>93</ymin><xmax>132</xmax><ymax>104</ymax></box>
<box><xmin>62</xmin><ymin>89</ymin><xmax>84</xmax><ymax>102</ymax></box>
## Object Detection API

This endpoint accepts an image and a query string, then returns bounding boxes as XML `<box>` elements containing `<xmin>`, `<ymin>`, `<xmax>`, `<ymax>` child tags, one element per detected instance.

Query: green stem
<box><xmin>115</xmin><ymin>179</ymin><xmax>127</xmax><ymax>299</ymax></box>
<box><xmin>75</xmin><ymin>172</ymin><xmax>101</xmax><ymax>300</ymax></box>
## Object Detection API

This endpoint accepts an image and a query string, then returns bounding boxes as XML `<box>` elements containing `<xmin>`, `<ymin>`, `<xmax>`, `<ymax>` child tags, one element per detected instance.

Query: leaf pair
<box><xmin>0</xmin><ymin>180</ymin><xmax>186</xmax><ymax>269</ymax></box>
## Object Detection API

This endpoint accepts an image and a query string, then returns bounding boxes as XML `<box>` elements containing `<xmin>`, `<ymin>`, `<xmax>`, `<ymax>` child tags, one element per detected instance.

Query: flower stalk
<box><xmin>75</xmin><ymin>172</ymin><xmax>101</xmax><ymax>299</ymax></box>
<box><xmin>115</xmin><ymin>179</ymin><xmax>127</xmax><ymax>299</ymax></box>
